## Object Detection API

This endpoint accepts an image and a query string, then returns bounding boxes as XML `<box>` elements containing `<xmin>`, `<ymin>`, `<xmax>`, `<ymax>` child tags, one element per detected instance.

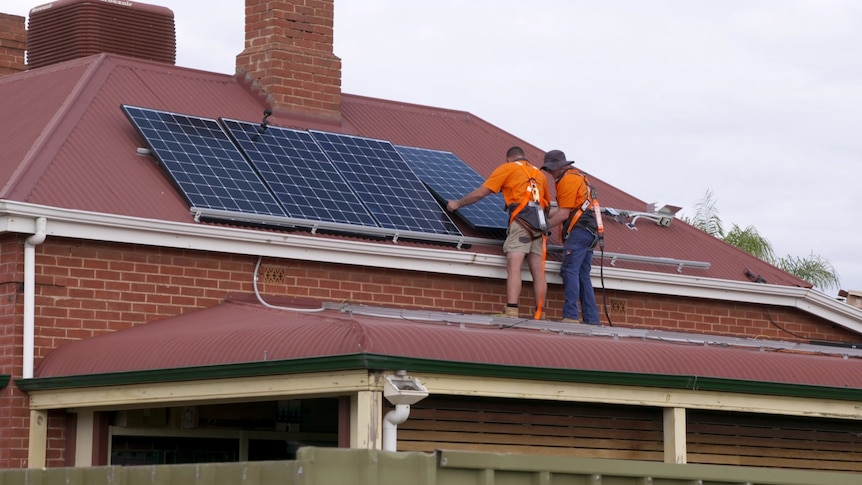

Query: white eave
<box><xmin>3</xmin><ymin>200</ymin><xmax>861</xmax><ymax>335</ymax></box>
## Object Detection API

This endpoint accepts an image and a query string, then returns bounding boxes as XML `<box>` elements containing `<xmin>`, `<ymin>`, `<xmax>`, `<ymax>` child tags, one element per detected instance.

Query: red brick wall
<box><xmin>0</xmin><ymin>13</ymin><xmax>26</xmax><ymax>76</ymax></box>
<box><xmin>595</xmin><ymin>289</ymin><xmax>856</xmax><ymax>343</ymax></box>
<box><xmin>0</xmin><ymin>237</ymin><xmax>25</xmax><ymax>468</ymax></box>
<box><xmin>236</xmin><ymin>0</ymin><xmax>341</xmax><ymax>122</ymax></box>
<box><xmin>0</xmin><ymin>236</ymin><xmax>856</xmax><ymax>467</ymax></box>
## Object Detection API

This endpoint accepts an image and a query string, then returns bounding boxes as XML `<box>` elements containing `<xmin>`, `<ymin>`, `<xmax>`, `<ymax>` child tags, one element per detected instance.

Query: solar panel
<box><xmin>121</xmin><ymin>105</ymin><xmax>284</xmax><ymax>217</ymax></box>
<box><xmin>394</xmin><ymin>145</ymin><xmax>508</xmax><ymax>231</ymax></box>
<box><xmin>309</xmin><ymin>131</ymin><xmax>462</xmax><ymax>236</ymax></box>
<box><xmin>221</xmin><ymin>119</ymin><xmax>379</xmax><ymax>228</ymax></box>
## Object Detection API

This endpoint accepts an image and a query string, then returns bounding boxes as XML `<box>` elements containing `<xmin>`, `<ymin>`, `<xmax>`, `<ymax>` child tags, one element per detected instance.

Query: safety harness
<box><xmin>508</xmin><ymin>161</ymin><xmax>548</xmax><ymax>320</ymax></box>
<box><xmin>558</xmin><ymin>168</ymin><xmax>598</xmax><ymax>242</ymax></box>
<box><xmin>556</xmin><ymin>168</ymin><xmax>612</xmax><ymax>325</ymax></box>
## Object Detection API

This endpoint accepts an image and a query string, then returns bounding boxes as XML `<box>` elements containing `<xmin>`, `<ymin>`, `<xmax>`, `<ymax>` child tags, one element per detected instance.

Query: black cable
<box><xmin>764</xmin><ymin>307</ymin><xmax>806</xmax><ymax>340</ymax></box>
<box><xmin>598</xmin><ymin>238</ymin><xmax>613</xmax><ymax>326</ymax></box>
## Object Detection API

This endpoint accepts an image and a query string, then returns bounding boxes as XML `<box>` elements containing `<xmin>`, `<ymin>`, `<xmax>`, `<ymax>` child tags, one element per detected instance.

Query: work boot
<box><xmin>560</xmin><ymin>317</ymin><xmax>580</xmax><ymax>324</ymax></box>
<box><xmin>493</xmin><ymin>306</ymin><xmax>520</xmax><ymax>318</ymax></box>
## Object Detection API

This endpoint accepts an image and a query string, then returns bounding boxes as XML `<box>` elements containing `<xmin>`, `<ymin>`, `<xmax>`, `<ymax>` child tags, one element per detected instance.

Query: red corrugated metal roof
<box><xmin>35</xmin><ymin>295</ymin><xmax>862</xmax><ymax>390</ymax></box>
<box><xmin>0</xmin><ymin>53</ymin><xmax>807</xmax><ymax>287</ymax></box>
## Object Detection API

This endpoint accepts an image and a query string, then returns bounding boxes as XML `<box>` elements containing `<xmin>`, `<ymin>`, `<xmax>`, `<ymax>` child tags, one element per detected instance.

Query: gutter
<box><xmin>16</xmin><ymin>353</ymin><xmax>862</xmax><ymax>404</ymax></box>
<box><xmin>1</xmin><ymin>201</ymin><xmax>861</xmax><ymax>334</ymax></box>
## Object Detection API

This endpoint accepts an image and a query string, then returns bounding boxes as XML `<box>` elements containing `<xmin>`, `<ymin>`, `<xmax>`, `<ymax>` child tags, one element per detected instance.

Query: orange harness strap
<box><xmin>507</xmin><ymin>161</ymin><xmax>547</xmax><ymax>320</ymax></box>
<box><xmin>560</xmin><ymin>169</ymin><xmax>595</xmax><ymax>241</ymax></box>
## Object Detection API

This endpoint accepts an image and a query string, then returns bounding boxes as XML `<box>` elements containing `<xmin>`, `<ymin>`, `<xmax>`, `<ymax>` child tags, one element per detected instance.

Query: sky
<box><xmin>5</xmin><ymin>1</ymin><xmax>861</xmax><ymax>296</ymax></box>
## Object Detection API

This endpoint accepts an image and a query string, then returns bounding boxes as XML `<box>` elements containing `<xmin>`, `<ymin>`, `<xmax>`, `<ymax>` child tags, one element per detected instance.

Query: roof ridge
<box><xmin>1</xmin><ymin>54</ymin><xmax>115</xmax><ymax>200</ymax></box>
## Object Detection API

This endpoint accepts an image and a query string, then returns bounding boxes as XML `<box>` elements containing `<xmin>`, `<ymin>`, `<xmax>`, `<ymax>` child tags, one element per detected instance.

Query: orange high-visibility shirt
<box><xmin>482</xmin><ymin>161</ymin><xmax>550</xmax><ymax>208</ymax></box>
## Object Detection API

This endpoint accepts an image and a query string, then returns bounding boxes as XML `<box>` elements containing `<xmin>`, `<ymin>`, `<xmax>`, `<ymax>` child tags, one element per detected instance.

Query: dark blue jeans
<box><xmin>560</xmin><ymin>227</ymin><xmax>599</xmax><ymax>323</ymax></box>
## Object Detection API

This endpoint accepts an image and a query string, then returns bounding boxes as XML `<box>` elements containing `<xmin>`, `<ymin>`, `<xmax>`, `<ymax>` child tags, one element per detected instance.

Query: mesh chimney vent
<box><xmin>27</xmin><ymin>0</ymin><xmax>176</xmax><ymax>69</ymax></box>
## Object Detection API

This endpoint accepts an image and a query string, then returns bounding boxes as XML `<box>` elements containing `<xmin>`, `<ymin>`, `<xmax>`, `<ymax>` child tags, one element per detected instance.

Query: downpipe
<box><xmin>23</xmin><ymin>217</ymin><xmax>47</xmax><ymax>379</ymax></box>
<box><xmin>382</xmin><ymin>404</ymin><xmax>411</xmax><ymax>452</ymax></box>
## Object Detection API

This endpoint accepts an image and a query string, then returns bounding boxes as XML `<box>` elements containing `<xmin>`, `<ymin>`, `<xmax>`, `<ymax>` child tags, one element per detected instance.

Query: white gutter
<box><xmin>1</xmin><ymin>200</ymin><xmax>860</xmax><ymax>335</ymax></box>
<box><xmin>23</xmin><ymin>217</ymin><xmax>46</xmax><ymax>379</ymax></box>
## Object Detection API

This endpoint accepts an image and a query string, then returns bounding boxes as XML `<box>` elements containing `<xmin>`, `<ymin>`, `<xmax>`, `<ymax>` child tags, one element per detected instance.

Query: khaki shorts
<box><xmin>503</xmin><ymin>222</ymin><xmax>544</xmax><ymax>255</ymax></box>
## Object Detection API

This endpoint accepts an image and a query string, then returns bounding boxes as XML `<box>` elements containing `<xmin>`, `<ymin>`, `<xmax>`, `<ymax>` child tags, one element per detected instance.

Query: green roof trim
<box><xmin>16</xmin><ymin>353</ymin><xmax>862</xmax><ymax>402</ymax></box>
<box><xmin>0</xmin><ymin>374</ymin><xmax>10</xmax><ymax>389</ymax></box>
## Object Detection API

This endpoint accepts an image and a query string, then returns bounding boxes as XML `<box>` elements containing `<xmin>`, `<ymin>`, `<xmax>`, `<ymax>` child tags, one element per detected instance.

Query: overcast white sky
<box><xmin>6</xmin><ymin>1</ymin><xmax>861</xmax><ymax>295</ymax></box>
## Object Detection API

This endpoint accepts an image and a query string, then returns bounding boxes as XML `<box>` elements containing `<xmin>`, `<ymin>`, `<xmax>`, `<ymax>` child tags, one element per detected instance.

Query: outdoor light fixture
<box><xmin>383</xmin><ymin>371</ymin><xmax>429</xmax><ymax>405</ymax></box>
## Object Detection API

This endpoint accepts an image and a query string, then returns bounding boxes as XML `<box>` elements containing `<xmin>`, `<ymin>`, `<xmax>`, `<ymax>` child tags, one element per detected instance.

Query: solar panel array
<box><xmin>121</xmin><ymin>105</ymin><xmax>285</xmax><ymax>217</ymax></box>
<box><xmin>221</xmin><ymin>119</ymin><xmax>378</xmax><ymax>227</ymax></box>
<box><xmin>395</xmin><ymin>145</ymin><xmax>508</xmax><ymax>231</ymax></box>
<box><xmin>123</xmin><ymin>105</ymin><xmax>502</xmax><ymax>241</ymax></box>
<box><xmin>309</xmin><ymin>131</ymin><xmax>461</xmax><ymax>236</ymax></box>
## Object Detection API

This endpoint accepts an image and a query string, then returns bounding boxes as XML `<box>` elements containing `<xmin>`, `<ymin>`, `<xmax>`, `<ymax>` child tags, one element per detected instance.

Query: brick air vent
<box><xmin>27</xmin><ymin>0</ymin><xmax>176</xmax><ymax>70</ymax></box>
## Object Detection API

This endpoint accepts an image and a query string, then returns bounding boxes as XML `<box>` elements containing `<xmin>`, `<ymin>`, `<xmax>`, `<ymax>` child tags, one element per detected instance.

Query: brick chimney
<box><xmin>236</xmin><ymin>0</ymin><xmax>342</xmax><ymax>124</ymax></box>
<box><xmin>0</xmin><ymin>13</ymin><xmax>26</xmax><ymax>75</ymax></box>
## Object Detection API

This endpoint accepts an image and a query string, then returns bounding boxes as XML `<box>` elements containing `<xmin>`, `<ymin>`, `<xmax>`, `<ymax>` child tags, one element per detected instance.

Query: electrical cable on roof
<box><xmin>592</xmin><ymin>194</ymin><xmax>612</xmax><ymax>327</ymax></box>
<box><xmin>253</xmin><ymin>256</ymin><xmax>325</xmax><ymax>313</ymax></box>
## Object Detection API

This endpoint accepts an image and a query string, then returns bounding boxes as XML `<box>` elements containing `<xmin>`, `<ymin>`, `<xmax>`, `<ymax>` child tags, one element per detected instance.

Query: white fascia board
<box><xmin>2</xmin><ymin>201</ymin><xmax>861</xmax><ymax>333</ymax></box>
<box><xmin>0</xmin><ymin>202</ymin><xmax>506</xmax><ymax>279</ymax></box>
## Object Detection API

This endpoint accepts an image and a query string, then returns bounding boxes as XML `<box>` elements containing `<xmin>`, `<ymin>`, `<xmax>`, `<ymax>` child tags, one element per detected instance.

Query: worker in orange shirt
<box><xmin>542</xmin><ymin>149</ymin><xmax>600</xmax><ymax>324</ymax></box>
<box><xmin>447</xmin><ymin>146</ymin><xmax>550</xmax><ymax>319</ymax></box>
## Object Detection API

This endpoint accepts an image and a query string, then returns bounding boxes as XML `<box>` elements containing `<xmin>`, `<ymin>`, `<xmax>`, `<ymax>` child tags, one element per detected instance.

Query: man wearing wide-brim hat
<box><xmin>542</xmin><ymin>150</ymin><xmax>601</xmax><ymax>325</ymax></box>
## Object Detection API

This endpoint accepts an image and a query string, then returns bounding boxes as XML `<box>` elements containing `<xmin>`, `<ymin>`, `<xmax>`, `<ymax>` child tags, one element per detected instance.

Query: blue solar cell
<box><xmin>309</xmin><ymin>131</ymin><xmax>461</xmax><ymax>236</ymax></box>
<box><xmin>221</xmin><ymin>119</ymin><xmax>379</xmax><ymax>227</ymax></box>
<box><xmin>394</xmin><ymin>146</ymin><xmax>508</xmax><ymax>231</ymax></box>
<box><xmin>121</xmin><ymin>105</ymin><xmax>284</xmax><ymax>217</ymax></box>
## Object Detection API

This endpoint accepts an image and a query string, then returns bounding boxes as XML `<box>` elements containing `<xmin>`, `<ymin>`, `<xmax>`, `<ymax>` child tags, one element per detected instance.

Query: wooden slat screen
<box><xmin>687</xmin><ymin>410</ymin><xmax>862</xmax><ymax>473</ymax></box>
<box><xmin>396</xmin><ymin>396</ymin><xmax>663</xmax><ymax>460</ymax></box>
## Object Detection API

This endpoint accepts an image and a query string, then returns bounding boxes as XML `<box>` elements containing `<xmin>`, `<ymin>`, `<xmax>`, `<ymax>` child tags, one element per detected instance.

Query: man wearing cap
<box><xmin>446</xmin><ymin>146</ymin><xmax>550</xmax><ymax>319</ymax></box>
<box><xmin>542</xmin><ymin>150</ymin><xmax>600</xmax><ymax>324</ymax></box>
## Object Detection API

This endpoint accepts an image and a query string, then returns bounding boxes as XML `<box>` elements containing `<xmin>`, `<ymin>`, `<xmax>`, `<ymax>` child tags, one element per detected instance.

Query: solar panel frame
<box><xmin>394</xmin><ymin>145</ymin><xmax>508</xmax><ymax>231</ymax></box>
<box><xmin>309</xmin><ymin>131</ymin><xmax>462</xmax><ymax>236</ymax></box>
<box><xmin>221</xmin><ymin>118</ymin><xmax>380</xmax><ymax>228</ymax></box>
<box><xmin>121</xmin><ymin>105</ymin><xmax>285</xmax><ymax>217</ymax></box>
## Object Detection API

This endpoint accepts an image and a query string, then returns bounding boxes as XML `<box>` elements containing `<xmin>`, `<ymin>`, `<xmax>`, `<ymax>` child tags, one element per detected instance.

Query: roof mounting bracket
<box><xmin>606</xmin><ymin>206</ymin><xmax>679</xmax><ymax>229</ymax></box>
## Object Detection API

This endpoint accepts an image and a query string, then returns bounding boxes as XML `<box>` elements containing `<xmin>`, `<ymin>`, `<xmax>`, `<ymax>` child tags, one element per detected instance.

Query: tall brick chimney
<box><xmin>236</xmin><ymin>0</ymin><xmax>342</xmax><ymax>124</ymax></box>
<box><xmin>0</xmin><ymin>13</ymin><xmax>27</xmax><ymax>75</ymax></box>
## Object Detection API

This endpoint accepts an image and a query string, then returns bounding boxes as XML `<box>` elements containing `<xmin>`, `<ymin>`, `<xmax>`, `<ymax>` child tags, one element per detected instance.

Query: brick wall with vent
<box><xmin>0</xmin><ymin>13</ymin><xmax>26</xmax><ymax>75</ymax></box>
<box><xmin>11</xmin><ymin>238</ymin><xmax>855</xmax><ymax>362</ymax></box>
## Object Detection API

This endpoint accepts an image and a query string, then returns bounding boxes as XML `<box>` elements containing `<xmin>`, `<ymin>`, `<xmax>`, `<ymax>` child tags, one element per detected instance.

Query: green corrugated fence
<box><xmin>0</xmin><ymin>447</ymin><xmax>858</xmax><ymax>485</ymax></box>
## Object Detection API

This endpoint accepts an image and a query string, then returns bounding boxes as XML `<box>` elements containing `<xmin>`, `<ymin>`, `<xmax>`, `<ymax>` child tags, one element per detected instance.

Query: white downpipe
<box><xmin>382</xmin><ymin>404</ymin><xmax>411</xmax><ymax>452</ymax></box>
<box><xmin>23</xmin><ymin>217</ymin><xmax>47</xmax><ymax>379</ymax></box>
